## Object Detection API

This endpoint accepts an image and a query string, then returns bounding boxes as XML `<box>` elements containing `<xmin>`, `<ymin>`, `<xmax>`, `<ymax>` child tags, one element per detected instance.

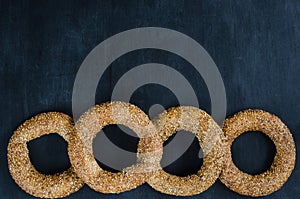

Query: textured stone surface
<box><xmin>0</xmin><ymin>0</ymin><xmax>299</xmax><ymax>198</ymax></box>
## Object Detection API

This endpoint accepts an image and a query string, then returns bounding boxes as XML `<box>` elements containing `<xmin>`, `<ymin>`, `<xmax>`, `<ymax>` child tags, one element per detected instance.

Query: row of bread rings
<box><xmin>7</xmin><ymin>101</ymin><xmax>296</xmax><ymax>198</ymax></box>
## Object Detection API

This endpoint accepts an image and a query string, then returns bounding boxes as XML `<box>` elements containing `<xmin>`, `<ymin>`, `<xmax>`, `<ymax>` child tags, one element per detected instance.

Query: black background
<box><xmin>0</xmin><ymin>0</ymin><xmax>299</xmax><ymax>198</ymax></box>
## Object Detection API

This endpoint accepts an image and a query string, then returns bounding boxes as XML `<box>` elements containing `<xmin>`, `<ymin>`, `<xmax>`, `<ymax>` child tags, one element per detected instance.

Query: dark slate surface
<box><xmin>0</xmin><ymin>0</ymin><xmax>299</xmax><ymax>198</ymax></box>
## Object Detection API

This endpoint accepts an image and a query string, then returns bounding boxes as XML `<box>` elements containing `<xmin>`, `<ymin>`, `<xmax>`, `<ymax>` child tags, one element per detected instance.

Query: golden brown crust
<box><xmin>219</xmin><ymin>109</ymin><xmax>296</xmax><ymax>197</ymax></box>
<box><xmin>146</xmin><ymin>106</ymin><xmax>226</xmax><ymax>196</ymax></box>
<box><xmin>7</xmin><ymin>112</ymin><xmax>84</xmax><ymax>198</ymax></box>
<box><xmin>68</xmin><ymin>101</ymin><xmax>163</xmax><ymax>194</ymax></box>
